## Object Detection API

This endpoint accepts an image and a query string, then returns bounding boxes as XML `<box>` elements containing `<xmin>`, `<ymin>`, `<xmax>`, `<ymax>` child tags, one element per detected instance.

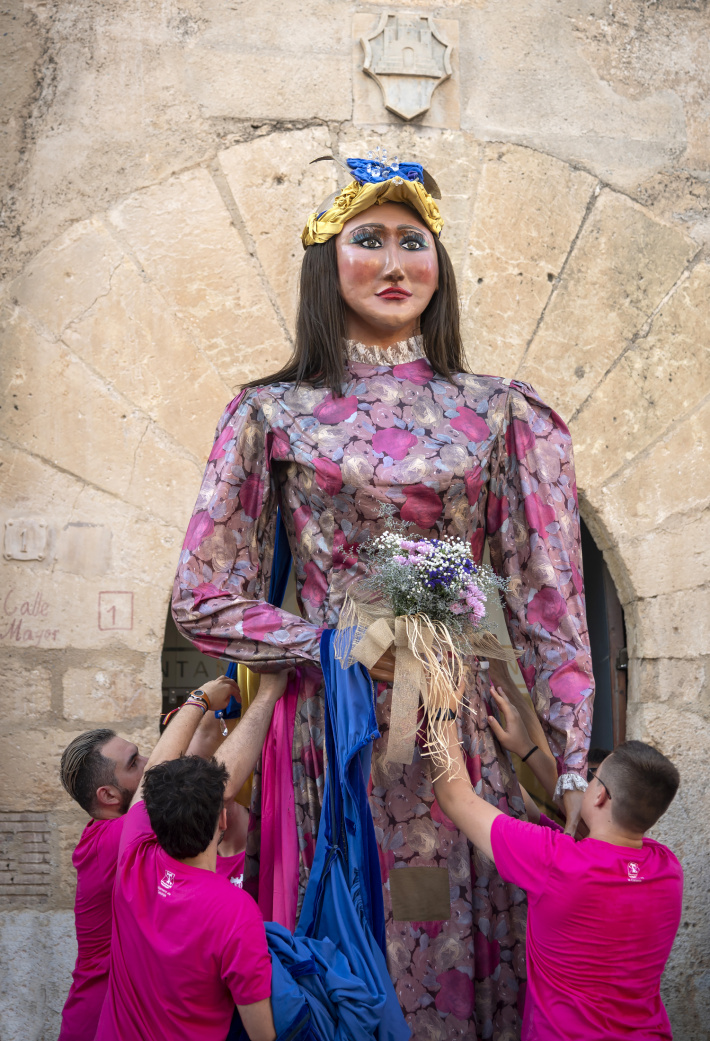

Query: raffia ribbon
<box><xmin>335</xmin><ymin>587</ymin><xmax>520</xmax><ymax>767</ymax></box>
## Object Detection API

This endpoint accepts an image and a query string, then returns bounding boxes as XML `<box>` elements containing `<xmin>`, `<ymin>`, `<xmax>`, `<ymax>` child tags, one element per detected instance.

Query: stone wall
<box><xmin>1</xmin><ymin>2</ymin><xmax>708</xmax><ymax>1038</ymax></box>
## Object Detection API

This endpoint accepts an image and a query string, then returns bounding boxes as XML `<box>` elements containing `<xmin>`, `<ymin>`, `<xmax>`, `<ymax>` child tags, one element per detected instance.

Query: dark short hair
<box><xmin>60</xmin><ymin>729</ymin><xmax>118</xmax><ymax>814</ymax></box>
<box><xmin>142</xmin><ymin>755</ymin><xmax>228</xmax><ymax>860</ymax></box>
<box><xmin>603</xmin><ymin>741</ymin><xmax>680</xmax><ymax>833</ymax></box>
<box><xmin>243</xmin><ymin>231</ymin><xmax>467</xmax><ymax>398</ymax></box>
<box><xmin>588</xmin><ymin>747</ymin><xmax>611</xmax><ymax>768</ymax></box>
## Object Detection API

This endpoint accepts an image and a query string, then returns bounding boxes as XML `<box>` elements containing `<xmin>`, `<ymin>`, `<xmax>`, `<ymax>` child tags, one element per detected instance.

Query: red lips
<box><xmin>377</xmin><ymin>286</ymin><xmax>412</xmax><ymax>300</ymax></box>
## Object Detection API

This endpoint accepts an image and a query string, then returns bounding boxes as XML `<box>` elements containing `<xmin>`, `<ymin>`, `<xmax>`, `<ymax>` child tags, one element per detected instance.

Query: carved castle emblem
<box><xmin>361</xmin><ymin>13</ymin><xmax>452</xmax><ymax>121</ymax></box>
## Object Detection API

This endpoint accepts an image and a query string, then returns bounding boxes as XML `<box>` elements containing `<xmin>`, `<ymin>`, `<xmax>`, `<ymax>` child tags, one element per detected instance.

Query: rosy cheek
<box><xmin>338</xmin><ymin>251</ymin><xmax>382</xmax><ymax>290</ymax></box>
<box><xmin>403</xmin><ymin>252</ymin><xmax>438</xmax><ymax>287</ymax></box>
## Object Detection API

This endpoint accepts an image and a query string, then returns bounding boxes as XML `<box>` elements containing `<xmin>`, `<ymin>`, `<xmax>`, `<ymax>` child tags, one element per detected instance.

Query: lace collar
<box><xmin>346</xmin><ymin>335</ymin><xmax>425</xmax><ymax>366</ymax></box>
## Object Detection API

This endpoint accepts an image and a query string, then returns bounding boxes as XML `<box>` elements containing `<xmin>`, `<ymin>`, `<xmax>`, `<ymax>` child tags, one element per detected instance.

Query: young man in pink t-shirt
<box><xmin>434</xmin><ymin>716</ymin><xmax>682</xmax><ymax>1041</ymax></box>
<box><xmin>95</xmin><ymin>672</ymin><xmax>289</xmax><ymax>1041</ymax></box>
<box><xmin>58</xmin><ymin>728</ymin><xmax>148</xmax><ymax>1041</ymax></box>
<box><xmin>57</xmin><ymin>677</ymin><xmax>240</xmax><ymax>1041</ymax></box>
<box><xmin>216</xmin><ymin>798</ymin><xmax>248</xmax><ymax>887</ymax></box>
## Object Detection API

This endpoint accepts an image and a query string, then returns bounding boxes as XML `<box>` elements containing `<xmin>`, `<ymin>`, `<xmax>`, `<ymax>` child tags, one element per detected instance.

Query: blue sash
<box><xmin>294</xmin><ymin>630</ymin><xmax>409</xmax><ymax>1041</ymax></box>
<box><xmin>225</xmin><ymin>516</ymin><xmax>409</xmax><ymax>1039</ymax></box>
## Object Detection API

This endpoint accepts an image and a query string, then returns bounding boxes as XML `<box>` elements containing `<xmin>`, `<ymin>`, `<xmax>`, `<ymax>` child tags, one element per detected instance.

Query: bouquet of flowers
<box><xmin>365</xmin><ymin>530</ymin><xmax>505</xmax><ymax>638</ymax></box>
<box><xmin>336</xmin><ymin>515</ymin><xmax>518</xmax><ymax>772</ymax></box>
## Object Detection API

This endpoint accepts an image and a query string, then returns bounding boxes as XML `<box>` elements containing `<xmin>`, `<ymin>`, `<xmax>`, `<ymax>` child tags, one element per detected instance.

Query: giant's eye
<box><xmin>401</xmin><ymin>232</ymin><xmax>428</xmax><ymax>250</ymax></box>
<box><xmin>350</xmin><ymin>228</ymin><xmax>383</xmax><ymax>248</ymax></box>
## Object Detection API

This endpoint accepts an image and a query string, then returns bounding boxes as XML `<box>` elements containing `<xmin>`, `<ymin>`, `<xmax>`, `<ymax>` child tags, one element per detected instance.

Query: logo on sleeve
<box><xmin>229</xmin><ymin>873</ymin><xmax>244</xmax><ymax>888</ymax></box>
<box><xmin>627</xmin><ymin>862</ymin><xmax>643</xmax><ymax>882</ymax></box>
<box><xmin>158</xmin><ymin>869</ymin><xmax>176</xmax><ymax>897</ymax></box>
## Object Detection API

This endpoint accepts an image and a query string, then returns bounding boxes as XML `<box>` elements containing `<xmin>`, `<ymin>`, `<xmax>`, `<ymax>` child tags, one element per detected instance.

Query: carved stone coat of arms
<box><xmin>361</xmin><ymin>13</ymin><xmax>453</xmax><ymax>121</ymax></box>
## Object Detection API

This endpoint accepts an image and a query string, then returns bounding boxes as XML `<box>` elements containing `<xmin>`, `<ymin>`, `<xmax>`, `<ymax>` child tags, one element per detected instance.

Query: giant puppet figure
<box><xmin>173</xmin><ymin>156</ymin><xmax>594</xmax><ymax>1041</ymax></box>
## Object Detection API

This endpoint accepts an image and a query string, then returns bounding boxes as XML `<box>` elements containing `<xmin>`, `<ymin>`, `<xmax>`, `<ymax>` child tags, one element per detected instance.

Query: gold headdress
<box><xmin>302</xmin><ymin>151</ymin><xmax>444</xmax><ymax>249</ymax></box>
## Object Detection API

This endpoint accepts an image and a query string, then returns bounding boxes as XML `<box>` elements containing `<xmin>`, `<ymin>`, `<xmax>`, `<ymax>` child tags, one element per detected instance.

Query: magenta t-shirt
<box><xmin>216</xmin><ymin>850</ymin><xmax>246</xmax><ymax>888</ymax></box>
<box><xmin>491</xmin><ymin>814</ymin><xmax>683</xmax><ymax>1041</ymax></box>
<box><xmin>95</xmin><ymin>802</ymin><xmax>271</xmax><ymax>1041</ymax></box>
<box><xmin>58</xmin><ymin>815</ymin><xmax>124</xmax><ymax>1041</ymax></box>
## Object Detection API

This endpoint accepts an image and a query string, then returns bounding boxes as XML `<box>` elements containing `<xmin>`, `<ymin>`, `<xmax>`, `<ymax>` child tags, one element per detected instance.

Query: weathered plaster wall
<box><xmin>1</xmin><ymin>2</ymin><xmax>708</xmax><ymax>1038</ymax></box>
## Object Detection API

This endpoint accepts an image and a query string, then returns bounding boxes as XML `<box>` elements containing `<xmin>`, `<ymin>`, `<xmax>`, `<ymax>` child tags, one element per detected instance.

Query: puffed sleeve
<box><xmin>172</xmin><ymin>389</ymin><xmax>322</xmax><ymax>669</ymax></box>
<box><xmin>487</xmin><ymin>380</ymin><xmax>594</xmax><ymax>779</ymax></box>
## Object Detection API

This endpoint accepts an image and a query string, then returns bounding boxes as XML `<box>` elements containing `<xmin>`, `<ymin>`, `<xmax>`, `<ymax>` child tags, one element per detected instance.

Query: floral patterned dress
<box><xmin>172</xmin><ymin>337</ymin><xmax>594</xmax><ymax>1041</ymax></box>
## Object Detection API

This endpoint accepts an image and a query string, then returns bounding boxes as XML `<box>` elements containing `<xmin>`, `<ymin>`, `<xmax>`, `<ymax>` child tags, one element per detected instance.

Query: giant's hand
<box><xmin>370</xmin><ymin>647</ymin><xmax>396</xmax><ymax>684</ymax></box>
<box><xmin>563</xmin><ymin>788</ymin><xmax>585</xmax><ymax>836</ymax></box>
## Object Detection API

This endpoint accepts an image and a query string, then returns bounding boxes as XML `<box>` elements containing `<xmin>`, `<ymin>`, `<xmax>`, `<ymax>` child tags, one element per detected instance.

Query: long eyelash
<box><xmin>351</xmin><ymin>228</ymin><xmax>381</xmax><ymax>244</ymax></box>
<box><xmin>402</xmin><ymin>233</ymin><xmax>427</xmax><ymax>247</ymax></box>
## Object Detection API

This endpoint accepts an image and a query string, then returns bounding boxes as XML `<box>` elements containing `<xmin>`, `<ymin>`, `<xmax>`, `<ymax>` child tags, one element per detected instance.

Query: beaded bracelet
<box><xmin>184</xmin><ymin>697</ymin><xmax>207</xmax><ymax>716</ymax></box>
<box><xmin>161</xmin><ymin>693</ymin><xmax>208</xmax><ymax>727</ymax></box>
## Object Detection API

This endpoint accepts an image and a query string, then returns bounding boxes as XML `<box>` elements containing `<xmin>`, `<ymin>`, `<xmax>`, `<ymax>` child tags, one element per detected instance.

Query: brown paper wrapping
<box><xmin>335</xmin><ymin>586</ymin><xmax>519</xmax><ymax>768</ymax></box>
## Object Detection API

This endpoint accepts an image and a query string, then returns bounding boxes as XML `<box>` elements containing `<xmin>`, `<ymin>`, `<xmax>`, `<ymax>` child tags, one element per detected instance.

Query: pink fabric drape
<box><xmin>257</xmin><ymin>669</ymin><xmax>301</xmax><ymax>930</ymax></box>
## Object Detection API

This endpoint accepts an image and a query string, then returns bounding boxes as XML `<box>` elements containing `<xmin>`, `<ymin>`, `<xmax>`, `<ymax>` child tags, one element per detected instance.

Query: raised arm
<box><xmin>433</xmin><ymin>720</ymin><xmax>502</xmax><ymax>863</ymax></box>
<box><xmin>186</xmin><ymin>709</ymin><xmax>237</xmax><ymax>759</ymax></box>
<box><xmin>131</xmin><ymin>676</ymin><xmax>238</xmax><ymax>807</ymax></box>
<box><xmin>487</xmin><ymin>381</ymin><xmax>595</xmax><ymax>833</ymax></box>
<box><xmin>215</xmin><ymin>671</ymin><xmax>291</xmax><ymax>800</ymax></box>
<box><xmin>172</xmin><ymin>390</ymin><xmax>322</xmax><ymax>671</ymax></box>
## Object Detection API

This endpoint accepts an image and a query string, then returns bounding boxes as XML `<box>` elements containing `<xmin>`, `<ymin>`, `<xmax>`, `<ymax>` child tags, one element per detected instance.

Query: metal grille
<box><xmin>0</xmin><ymin>811</ymin><xmax>51</xmax><ymax>907</ymax></box>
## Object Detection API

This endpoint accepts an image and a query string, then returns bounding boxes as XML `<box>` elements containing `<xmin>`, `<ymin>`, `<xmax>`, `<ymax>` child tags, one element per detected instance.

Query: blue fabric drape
<box><xmin>224</xmin><ymin>529</ymin><xmax>409</xmax><ymax>1040</ymax></box>
<box><xmin>295</xmin><ymin>629</ymin><xmax>409</xmax><ymax>1041</ymax></box>
<box><xmin>230</xmin><ymin>918</ymin><xmax>405</xmax><ymax>1041</ymax></box>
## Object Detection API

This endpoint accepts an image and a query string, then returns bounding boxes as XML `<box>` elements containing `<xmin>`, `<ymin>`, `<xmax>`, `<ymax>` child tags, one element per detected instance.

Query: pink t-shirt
<box><xmin>216</xmin><ymin>850</ymin><xmax>246</xmax><ymax>888</ymax></box>
<box><xmin>58</xmin><ymin>815</ymin><xmax>124</xmax><ymax>1041</ymax></box>
<box><xmin>95</xmin><ymin>802</ymin><xmax>271</xmax><ymax>1041</ymax></box>
<box><xmin>491</xmin><ymin>814</ymin><xmax>683</xmax><ymax>1041</ymax></box>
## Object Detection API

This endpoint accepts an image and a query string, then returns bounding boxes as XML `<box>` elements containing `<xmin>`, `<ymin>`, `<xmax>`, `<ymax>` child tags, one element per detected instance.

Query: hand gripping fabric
<box><xmin>295</xmin><ymin>628</ymin><xmax>410</xmax><ymax>1041</ymax></box>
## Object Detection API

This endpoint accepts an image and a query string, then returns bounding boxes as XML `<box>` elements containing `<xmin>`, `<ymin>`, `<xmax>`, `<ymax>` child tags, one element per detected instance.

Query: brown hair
<box><xmin>143</xmin><ymin>755</ymin><xmax>228</xmax><ymax>860</ymax></box>
<box><xmin>243</xmin><ymin>234</ymin><xmax>467</xmax><ymax>398</ymax></box>
<box><xmin>60</xmin><ymin>729</ymin><xmax>117</xmax><ymax>815</ymax></box>
<box><xmin>603</xmin><ymin>740</ymin><xmax>680</xmax><ymax>833</ymax></box>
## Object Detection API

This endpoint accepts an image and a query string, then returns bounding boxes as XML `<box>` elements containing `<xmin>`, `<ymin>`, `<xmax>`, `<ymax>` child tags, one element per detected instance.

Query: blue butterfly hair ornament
<box><xmin>345</xmin><ymin>156</ymin><xmax>426</xmax><ymax>186</ymax></box>
<box><xmin>302</xmin><ymin>150</ymin><xmax>443</xmax><ymax>248</ymax></box>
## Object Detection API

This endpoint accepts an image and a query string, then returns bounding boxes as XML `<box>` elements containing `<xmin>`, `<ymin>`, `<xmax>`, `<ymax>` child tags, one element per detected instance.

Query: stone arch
<box><xmin>4</xmin><ymin>124</ymin><xmax>706</xmax><ymax>704</ymax></box>
<box><xmin>4</xmin><ymin>124</ymin><xmax>707</xmax><ymax>752</ymax></box>
<box><xmin>2</xmin><ymin>127</ymin><xmax>708</xmax><ymax>1032</ymax></box>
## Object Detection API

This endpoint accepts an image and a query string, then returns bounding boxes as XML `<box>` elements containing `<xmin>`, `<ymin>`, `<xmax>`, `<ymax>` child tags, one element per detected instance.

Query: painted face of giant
<box><xmin>335</xmin><ymin>201</ymin><xmax>439</xmax><ymax>343</ymax></box>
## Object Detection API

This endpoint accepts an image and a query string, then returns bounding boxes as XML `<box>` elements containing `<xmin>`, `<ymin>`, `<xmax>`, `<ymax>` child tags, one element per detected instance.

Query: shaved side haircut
<box><xmin>604</xmin><ymin>741</ymin><xmax>680</xmax><ymax>833</ymax></box>
<box><xmin>60</xmin><ymin>729</ymin><xmax>118</xmax><ymax>814</ymax></box>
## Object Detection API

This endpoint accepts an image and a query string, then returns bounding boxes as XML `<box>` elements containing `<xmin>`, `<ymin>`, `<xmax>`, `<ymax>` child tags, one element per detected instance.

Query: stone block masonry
<box><xmin>1</xmin><ymin>1</ymin><xmax>709</xmax><ymax>1038</ymax></box>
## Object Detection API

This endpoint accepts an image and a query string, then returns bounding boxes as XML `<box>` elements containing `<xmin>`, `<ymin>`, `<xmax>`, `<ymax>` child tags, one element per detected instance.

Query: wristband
<box><xmin>521</xmin><ymin>745</ymin><xmax>539</xmax><ymax>763</ymax></box>
<box><xmin>162</xmin><ymin>696</ymin><xmax>207</xmax><ymax>727</ymax></box>
<box><xmin>188</xmin><ymin>688</ymin><xmax>211</xmax><ymax>710</ymax></box>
